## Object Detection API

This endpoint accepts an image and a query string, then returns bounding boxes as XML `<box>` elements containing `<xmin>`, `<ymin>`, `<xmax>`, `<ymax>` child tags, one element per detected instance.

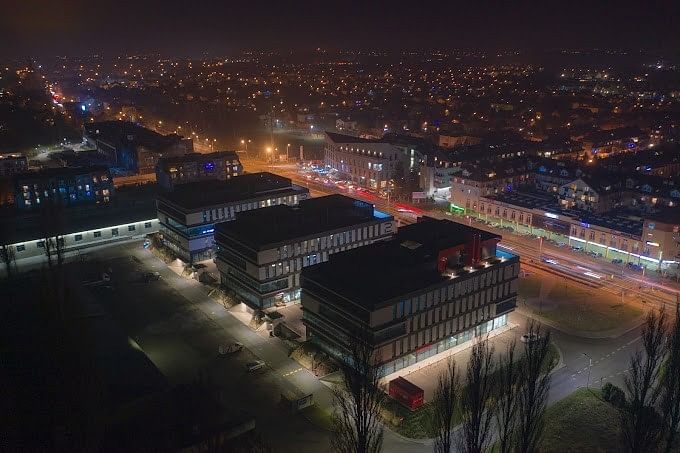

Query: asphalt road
<box><xmin>241</xmin><ymin>156</ymin><xmax>679</xmax><ymax>311</ymax></box>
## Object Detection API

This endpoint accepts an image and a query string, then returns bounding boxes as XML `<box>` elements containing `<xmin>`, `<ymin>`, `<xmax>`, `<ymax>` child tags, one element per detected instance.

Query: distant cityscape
<box><xmin>1</xmin><ymin>47</ymin><xmax>679</xmax><ymax>453</ymax></box>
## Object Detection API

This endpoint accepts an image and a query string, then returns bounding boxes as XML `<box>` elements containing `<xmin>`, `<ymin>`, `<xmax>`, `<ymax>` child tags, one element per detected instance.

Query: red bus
<box><xmin>388</xmin><ymin>377</ymin><xmax>425</xmax><ymax>411</ymax></box>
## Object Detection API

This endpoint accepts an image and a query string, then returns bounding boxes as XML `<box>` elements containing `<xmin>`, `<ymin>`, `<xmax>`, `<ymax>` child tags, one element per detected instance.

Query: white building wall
<box><xmin>3</xmin><ymin>218</ymin><xmax>160</xmax><ymax>265</ymax></box>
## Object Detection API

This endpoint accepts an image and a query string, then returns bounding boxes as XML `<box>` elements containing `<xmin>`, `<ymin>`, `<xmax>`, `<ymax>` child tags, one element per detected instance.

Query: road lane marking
<box><xmin>282</xmin><ymin>367</ymin><xmax>304</xmax><ymax>377</ymax></box>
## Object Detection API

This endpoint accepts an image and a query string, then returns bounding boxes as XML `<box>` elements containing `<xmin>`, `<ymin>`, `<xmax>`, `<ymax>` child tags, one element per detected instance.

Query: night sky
<box><xmin>1</xmin><ymin>0</ymin><xmax>679</xmax><ymax>57</ymax></box>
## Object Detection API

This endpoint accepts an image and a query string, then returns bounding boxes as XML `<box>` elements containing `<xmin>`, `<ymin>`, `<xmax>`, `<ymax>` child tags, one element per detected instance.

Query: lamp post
<box><xmin>583</xmin><ymin>352</ymin><xmax>593</xmax><ymax>389</ymax></box>
<box><xmin>286</xmin><ymin>143</ymin><xmax>291</xmax><ymax>161</ymax></box>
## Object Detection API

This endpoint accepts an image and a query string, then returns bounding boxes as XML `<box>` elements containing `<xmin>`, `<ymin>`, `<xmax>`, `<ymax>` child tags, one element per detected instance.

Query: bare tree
<box><xmin>516</xmin><ymin>322</ymin><xmax>554</xmax><ymax>453</ymax></box>
<box><xmin>459</xmin><ymin>338</ymin><xmax>495</xmax><ymax>453</ymax></box>
<box><xmin>621</xmin><ymin>309</ymin><xmax>667</xmax><ymax>453</ymax></box>
<box><xmin>495</xmin><ymin>339</ymin><xmax>519</xmax><ymax>453</ymax></box>
<box><xmin>0</xmin><ymin>216</ymin><xmax>17</xmax><ymax>278</ymax></box>
<box><xmin>430</xmin><ymin>358</ymin><xmax>459</xmax><ymax>453</ymax></box>
<box><xmin>0</xmin><ymin>243</ymin><xmax>16</xmax><ymax>279</ymax></box>
<box><xmin>330</xmin><ymin>330</ymin><xmax>384</xmax><ymax>453</ymax></box>
<box><xmin>659</xmin><ymin>306</ymin><xmax>680</xmax><ymax>453</ymax></box>
<box><xmin>38</xmin><ymin>197</ymin><xmax>67</xmax><ymax>317</ymax></box>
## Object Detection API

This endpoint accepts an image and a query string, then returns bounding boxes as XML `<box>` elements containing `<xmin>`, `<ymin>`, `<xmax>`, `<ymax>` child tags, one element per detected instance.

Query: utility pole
<box><xmin>583</xmin><ymin>352</ymin><xmax>593</xmax><ymax>389</ymax></box>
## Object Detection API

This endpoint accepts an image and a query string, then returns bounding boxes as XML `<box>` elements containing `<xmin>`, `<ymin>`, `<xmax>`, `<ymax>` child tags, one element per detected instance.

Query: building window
<box><xmin>94</xmin><ymin>231</ymin><xmax>101</xmax><ymax>238</ymax></box>
<box><xmin>16</xmin><ymin>244</ymin><xmax>25</xmax><ymax>252</ymax></box>
<box><xmin>37</xmin><ymin>240</ymin><xmax>45</xmax><ymax>248</ymax></box>
<box><xmin>144</xmin><ymin>222</ymin><xmax>152</xmax><ymax>229</ymax></box>
<box><xmin>128</xmin><ymin>225</ymin><xmax>136</xmax><ymax>232</ymax></box>
<box><xmin>74</xmin><ymin>234</ymin><xmax>83</xmax><ymax>242</ymax></box>
<box><xmin>111</xmin><ymin>228</ymin><xmax>119</xmax><ymax>236</ymax></box>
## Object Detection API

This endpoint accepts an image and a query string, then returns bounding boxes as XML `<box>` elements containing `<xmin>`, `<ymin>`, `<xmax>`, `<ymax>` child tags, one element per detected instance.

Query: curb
<box><xmin>384</xmin><ymin>426</ymin><xmax>432</xmax><ymax>445</ymax></box>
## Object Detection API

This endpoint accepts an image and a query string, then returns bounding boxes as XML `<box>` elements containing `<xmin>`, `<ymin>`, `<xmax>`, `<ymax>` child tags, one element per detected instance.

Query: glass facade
<box><xmin>379</xmin><ymin>313</ymin><xmax>508</xmax><ymax>376</ymax></box>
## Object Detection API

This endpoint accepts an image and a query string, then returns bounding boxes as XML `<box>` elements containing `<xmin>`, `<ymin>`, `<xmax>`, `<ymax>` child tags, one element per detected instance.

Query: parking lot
<box><xmin>84</xmin><ymin>241</ymin><xmax>333</xmax><ymax>452</ymax></box>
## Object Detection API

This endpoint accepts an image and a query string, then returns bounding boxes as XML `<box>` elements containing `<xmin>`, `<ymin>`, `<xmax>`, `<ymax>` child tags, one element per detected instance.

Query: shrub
<box><xmin>601</xmin><ymin>382</ymin><xmax>626</xmax><ymax>408</ymax></box>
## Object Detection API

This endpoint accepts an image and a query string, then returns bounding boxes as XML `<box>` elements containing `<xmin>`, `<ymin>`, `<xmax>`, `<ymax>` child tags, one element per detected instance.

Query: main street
<box><xmin>239</xmin><ymin>156</ymin><xmax>679</xmax><ymax>313</ymax></box>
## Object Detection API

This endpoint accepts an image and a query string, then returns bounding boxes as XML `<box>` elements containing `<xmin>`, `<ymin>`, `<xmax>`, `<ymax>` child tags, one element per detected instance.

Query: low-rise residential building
<box><xmin>558</xmin><ymin>177</ymin><xmax>625</xmax><ymax>213</ymax></box>
<box><xmin>641</xmin><ymin>210</ymin><xmax>680</xmax><ymax>269</ymax></box>
<box><xmin>301</xmin><ymin>217</ymin><xmax>519</xmax><ymax>377</ymax></box>
<box><xmin>449</xmin><ymin>159</ymin><xmax>530</xmax><ymax>213</ymax></box>
<box><xmin>84</xmin><ymin>121</ymin><xmax>193</xmax><ymax>174</ymax></box>
<box><xmin>215</xmin><ymin>195</ymin><xmax>395</xmax><ymax>310</ymax></box>
<box><xmin>0</xmin><ymin>184</ymin><xmax>158</xmax><ymax>268</ymax></box>
<box><xmin>156</xmin><ymin>151</ymin><xmax>242</xmax><ymax>191</ymax></box>
<box><xmin>582</xmin><ymin>127</ymin><xmax>649</xmax><ymax>158</ymax></box>
<box><xmin>14</xmin><ymin>166</ymin><xmax>114</xmax><ymax>211</ymax></box>
<box><xmin>438</xmin><ymin>134</ymin><xmax>482</xmax><ymax>148</ymax></box>
<box><xmin>0</xmin><ymin>153</ymin><xmax>28</xmax><ymax>177</ymax></box>
<box><xmin>324</xmin><ymin>132</ymin><xmax>400</xmax><ymax>190</ymax></box>
<box><xmin>477</xmin><ymin>191</ymin><xmax>678</xmax><ymax>271</ymax></box>
<box><xmin>156</xmin><ymin>172</ymin><xmax>309</xmax><ymax>263</ymax></box>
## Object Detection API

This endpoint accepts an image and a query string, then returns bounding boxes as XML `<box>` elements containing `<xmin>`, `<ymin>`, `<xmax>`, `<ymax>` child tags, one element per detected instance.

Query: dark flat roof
<box><xmin>1</xmin><ymin>184</ymin><xmax>158</xmax><ymax>243</ymax></box>
<box><xmin>483</xmin><ymin>191</ymin><xmax>644</xmax><ymax>236</ymax></box>
<box><xmin>645</xmin><ymin>208</ymin><xmax>680</xmax><ymax>225</ymax></box>
<box><xmin>325</xmin><ymin>132</ymin><xmax>380</xmax><ymax>144</ymax></box>
<box><xmin>14</xmin><ymin>165</ymin><xmax>111</xmax><ymax>180</ymax></box>
<box><xmin>85</xmin><ymin>121</ymin><xmax>184</xmax><ymax>150</ymax></box>
<box><xmin>215</xmin><ymin>195</ymin><xmax>391</xmax><ymax>249</ymax></box>
<box><xmin>157</xmin><ymin>151</ymin><xmax>239</xmax><ymax>168</ymax></box>
<box><xmin>302</xmin><ymin>218</ymin><xmax>500</xmax><ymax>309</ymax></box>
<box><xmin>158</xmin><ymin>172</ymin><xmax>307</xmax><ymax>210</ymax></box>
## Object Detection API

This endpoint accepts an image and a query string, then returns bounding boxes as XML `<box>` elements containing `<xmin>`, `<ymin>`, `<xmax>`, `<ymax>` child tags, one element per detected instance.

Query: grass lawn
<box><xmin>301</xmin><ymin>404</ymin><xmax>336</xmax><ymax>432</ymax></box>
<box><xmin>381</xmin><ymin>343</ymin><xmax>559</xmax><ymax>439</ymax></box>
<box><xmin>530</xmin><ymin>292</ymin><xmax>643</xmax><ymax>332</ymax></box>
<box><xmin>381</xmin><ymin>397</ymin><xmax>461</xmax><ymax>439</ymax></box>
<box><xmin>539</xmin><ymin>388</ymin><xmax>621</xmax><ymax>453</ymax></box>
<box><xmin>518</xmin><ymin>277</ymin><xmax>543</xmax><ymax>299</ymax></box>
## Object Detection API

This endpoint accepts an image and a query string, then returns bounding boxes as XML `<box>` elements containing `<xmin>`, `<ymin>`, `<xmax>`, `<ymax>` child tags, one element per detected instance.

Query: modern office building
<box><xmin>156</xmin><ymin>172</ymin><xmax>309</xmax><ymax>263</ymax></box>
<box><xmin>13</xmin><ymin>166</ymin><xmax>114</xmax><ymax>211</ymax></box>
<box><xmin>215</xmin><ymin>195</ymin><xmax>395</xmax><ymax>310</ymax></box>
<box><xmin>0</xmin><ymin>184</ymin><xmax>159</xmax><ymax>270</ymax></box>
<box><xmin>301</xmin><ymin>217</ymin><xmax>519</xmax><ymax>377</ymax></box>
<box><xmin>155</xmin><ymin>151</ymin><xmax>242</xmax><ymax>191</ymax></box>
<box><xmin>84</xmin><ymin>121</ymin><xmax>193</xmax><ymax>174</ymax></box>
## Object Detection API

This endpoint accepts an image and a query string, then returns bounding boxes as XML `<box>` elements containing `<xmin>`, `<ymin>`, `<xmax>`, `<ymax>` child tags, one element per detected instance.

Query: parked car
<box><xmin>246</xmin><ymin>360</ymin><xmax>266</xmax><ymax>372</ymax></box>
<box><xmin>611</xmin><ymin>258</ymin><xmax>624</xmax><ymax>264</ymax></box>
<box><xmin>142</xmin><ymin>271</ymin><xmax>161</xmax><ymax>282</ymax></box>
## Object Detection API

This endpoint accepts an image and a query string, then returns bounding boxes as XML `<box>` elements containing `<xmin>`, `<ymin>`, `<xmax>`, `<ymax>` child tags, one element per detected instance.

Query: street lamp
<box><xmin>583</xmin><ymin>352</ymin><xmax>593</xmax><ymax>389</ymax></box>
<box><xmin>266</xmin><ymin>146</ymin><xmax>272</xmax><ymax>163</ymax></box>
<box><xmin>286</xmin><ymin>143</ymin><xmax>290</xmax><ymax>160</ymax></box>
